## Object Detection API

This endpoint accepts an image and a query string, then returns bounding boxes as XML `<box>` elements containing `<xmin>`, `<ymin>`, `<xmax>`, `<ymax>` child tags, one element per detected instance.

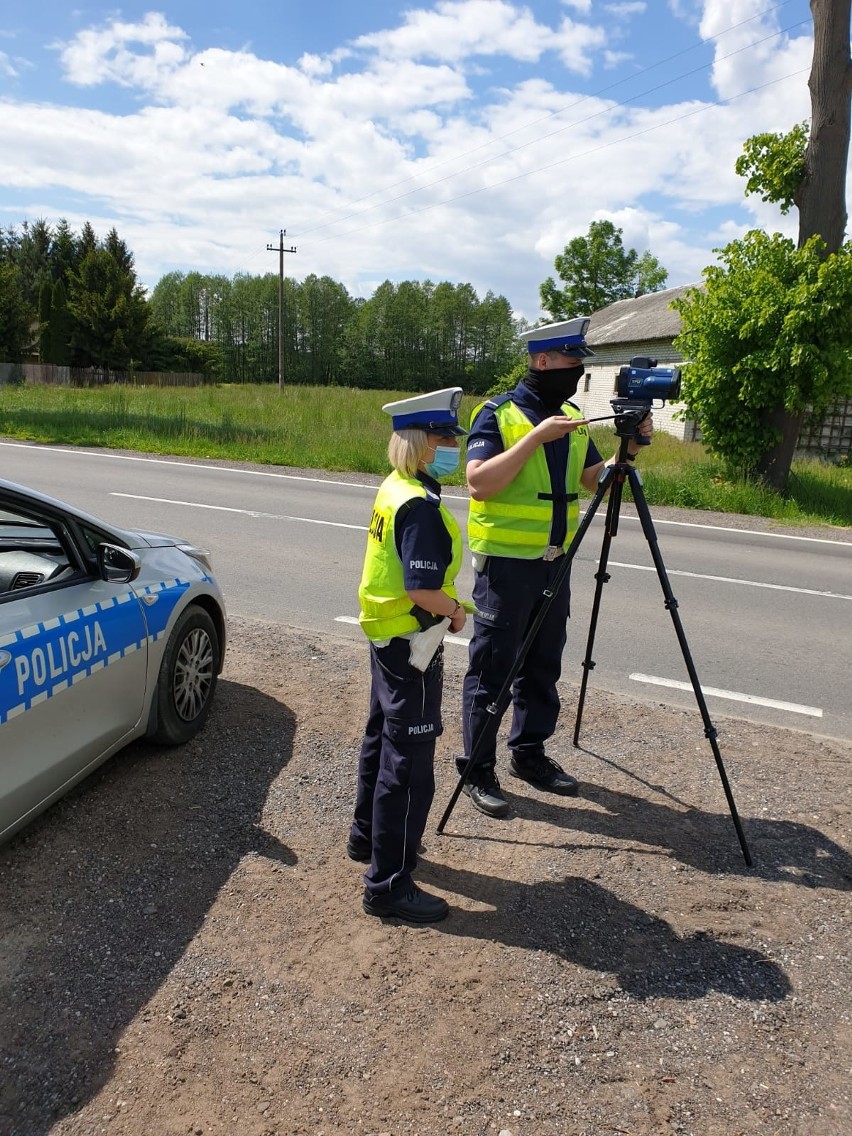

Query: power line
<box><xmin>293</xmin><ymin>1</ymin><xmax>810</xmax><ymax>239</ymax></box>
<box><xmin>306</xmin><ymin>66</ymin><xmax>811</xmax><ymax>247</ymax></box>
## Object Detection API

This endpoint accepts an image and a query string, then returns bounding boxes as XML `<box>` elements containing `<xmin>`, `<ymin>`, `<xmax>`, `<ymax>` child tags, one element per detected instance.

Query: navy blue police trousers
<box><xmin>460</xmin><ymin>553</ymin><xmax>572</xmax><ymax>772</ymax></box>
<box><xmin>351</xmin><ymin>636</ymin><xmax>443</xmax><ymax>898</ymax></box>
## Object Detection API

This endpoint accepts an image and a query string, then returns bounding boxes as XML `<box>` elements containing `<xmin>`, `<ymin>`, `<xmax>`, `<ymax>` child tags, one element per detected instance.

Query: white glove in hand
<box><xmin>409</xmin><ymin>617</ymin><xmax>451</xmax><ymax>672</ymax></box>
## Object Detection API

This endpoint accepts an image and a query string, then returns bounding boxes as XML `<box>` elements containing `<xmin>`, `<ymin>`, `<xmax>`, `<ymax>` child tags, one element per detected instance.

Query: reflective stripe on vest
<box><xmin>468</xmin><ymin>399</ymin><xmax>589</xmax><ymax>559</ymax></box>
<box><xmin>358</xmin><ymin>469</ymin><xmax>462</xmax><ymax>642</ymax></box>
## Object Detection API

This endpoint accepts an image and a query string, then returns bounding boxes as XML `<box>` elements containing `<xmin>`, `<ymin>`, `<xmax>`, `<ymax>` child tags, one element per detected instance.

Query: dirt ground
<box><xmin>1</xmin><ymin>613</ymin><xmax>851</xmax><ymax>1136</ymax></box>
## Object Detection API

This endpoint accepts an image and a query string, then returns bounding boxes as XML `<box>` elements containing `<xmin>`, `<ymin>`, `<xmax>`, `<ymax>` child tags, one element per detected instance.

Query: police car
<box><xmin>0</xmin><ymin>478</ymin><xmax>227</xmax><ymax>845</ymax></box>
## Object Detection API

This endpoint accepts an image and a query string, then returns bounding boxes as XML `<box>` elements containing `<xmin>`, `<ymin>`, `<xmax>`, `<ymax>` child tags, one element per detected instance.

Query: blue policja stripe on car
<box><xmin>136</xmin><ymin>577</ymin><xmax>193</xmax><ymax>642</ymax></box>
<box><xmin>0</xmin><ymin>578</ymin><xmax>193</xmax><ymax>726</ymax></box>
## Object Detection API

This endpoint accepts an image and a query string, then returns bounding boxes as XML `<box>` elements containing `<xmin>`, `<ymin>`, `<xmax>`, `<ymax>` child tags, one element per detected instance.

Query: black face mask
<box><xmin>526</xmin><ymin>363</ymin><xmax>585</xmax><ymax>411</ymax></box>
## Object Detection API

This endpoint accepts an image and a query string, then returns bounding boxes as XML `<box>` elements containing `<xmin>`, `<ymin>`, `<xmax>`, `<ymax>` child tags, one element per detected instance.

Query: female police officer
<box><xmin>348</xmin><ymin>387</ymin><xmax>467</xmax><ymax>923</ymax></box>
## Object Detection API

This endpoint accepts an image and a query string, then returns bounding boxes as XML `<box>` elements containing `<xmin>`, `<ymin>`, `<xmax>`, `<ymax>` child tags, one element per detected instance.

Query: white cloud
<box><xmin>602</xmin><ymin>50</ymin><xmax>632</xmax><ymax>69</ymax></box>
<box><xmin>549</xmin><ymin>17</ymin><xmax>608</xmax><ymax>75</ymax></box>
<box><xmin>57</xmin><ymin>12</ymin><xmax>188</xmax><ymax>89</ymax></box>
<box><xmin>700</xmin><ymin>0</ymin><xmax>813</xmax><ymax>102</ymax></box>
<box><xmin>0</xmin><ymin>51</ymin><xmax>18</xmax><ymax>77</ymax></box>
<box><xmin>0</xmin><ymin>3</ymin><xmax>832</xmax><ymax>323</ymax></box>
<box><xmin>605</xmin><ymin>3</ymin><xmax>647</xmax><ymax>16</ymax></box>
<box><xmin>350</xmin><ymin>0</ymin><xmax>547</xmax><ymax>64</ymax></box>
<box><xmin>298</xmin><ymin>52</ymin><xmax>333</xmax><ymax>78</ymax></box>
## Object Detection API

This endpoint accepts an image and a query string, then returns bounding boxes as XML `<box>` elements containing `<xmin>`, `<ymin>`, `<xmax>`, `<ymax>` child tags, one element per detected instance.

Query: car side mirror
<box><xmin>97</xmin><ymin>543</ymin><xmax>142</xmax><ymax>584</ymax></box>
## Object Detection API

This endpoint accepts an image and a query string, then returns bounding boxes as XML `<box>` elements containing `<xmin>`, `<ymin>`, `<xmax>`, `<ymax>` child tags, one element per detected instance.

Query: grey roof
<box><xmin>586</xmin><ymin>283</ymin><xmax>702</xmax><ymax>346</ymax></box>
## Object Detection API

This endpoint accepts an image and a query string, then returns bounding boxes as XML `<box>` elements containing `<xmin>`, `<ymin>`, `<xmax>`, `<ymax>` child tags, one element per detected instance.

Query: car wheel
<box><xmin>151</xmin><ymin>605</ymin><xmax>220</xmax><ymax>745</ymax></box>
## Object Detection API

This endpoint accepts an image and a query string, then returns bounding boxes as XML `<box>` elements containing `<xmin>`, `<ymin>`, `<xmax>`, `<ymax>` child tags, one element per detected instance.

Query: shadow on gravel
<box><xmin>423</xmin><ymin>862</ymin><xmax>792</xmax><ymax>1002</ymax></box>
<box><xmin>500</xmin><ymin>781</ymin><xmax>852</xmax><ymax>891</ymax></box>
<box><xmin>0</xmin><ymin>680</ymin><xmax>295</xmax><ymax>1136</ymax></box>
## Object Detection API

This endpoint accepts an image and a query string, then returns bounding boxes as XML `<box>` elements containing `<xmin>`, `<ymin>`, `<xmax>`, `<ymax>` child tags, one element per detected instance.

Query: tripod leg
<box><xmin>627</xmin><ymin>468</ymin><xmax>753</xmax><ymax>867</ymax></box>
<box><xmin>573</xmin><ymin>465</ymin><xmax>625</xmax><ymax>746</ymax></box>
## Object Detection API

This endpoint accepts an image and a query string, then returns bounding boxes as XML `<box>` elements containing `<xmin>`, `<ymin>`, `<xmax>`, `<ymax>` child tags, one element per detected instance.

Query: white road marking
<box><xmin>603</xmin><ymin>513</ymin><xmax>848</xmax><ymax>546</ymax></box>
<box><xmin>629</xmin><ymin>672</ymin><xmax>823</xmax><ymax>717</ymax></box>
<box><xmin>2</xmin><ymin>441</ymin><xmax>378</xmax><ymax>492</ymax></box>
<box><xmin>336</xmin><ymin>616</ymin><xmax>822</xmax><ymax>719</ymax></box>
<box><xmin>111</xmin><ymin>493</ymin><xmax>366</xmax><ymax>531</ymax></box>
<box><xmin>606</xmin><ymin>560</ymin><xmax>852</xmax><ymax>601</ymax></box>
<box><xmin>112</xmin><ymin>493</ymin><xmax>849</xmax><ymax>601</ymax></box>
<box><xmin>3</xmin><ymin>440</ymin><xmax>850</xmax><ymax>547</ymax></box>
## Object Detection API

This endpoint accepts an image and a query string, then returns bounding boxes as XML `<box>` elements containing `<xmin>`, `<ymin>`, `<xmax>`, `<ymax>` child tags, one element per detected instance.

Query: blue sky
<box><xmin>0</xmin><ymin>1</ymin><xmax>821</xmax><ymax>318</ymax></box>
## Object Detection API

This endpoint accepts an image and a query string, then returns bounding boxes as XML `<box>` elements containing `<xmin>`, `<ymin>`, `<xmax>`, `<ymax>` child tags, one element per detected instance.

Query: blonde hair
<box><xmin>388</xmin><ymin>428</ymin><xmax>430</xmax><ymax>477</ymax></box>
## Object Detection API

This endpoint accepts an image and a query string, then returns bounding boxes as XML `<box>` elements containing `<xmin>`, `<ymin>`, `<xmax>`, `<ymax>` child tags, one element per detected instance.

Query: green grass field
<box><xmin>1</xmin><ymin>382</ymin><xmax>850</xmax><ymax>527</ymax></box>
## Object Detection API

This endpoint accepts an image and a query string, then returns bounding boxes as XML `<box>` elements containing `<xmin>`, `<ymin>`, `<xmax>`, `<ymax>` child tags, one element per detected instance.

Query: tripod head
<box><xmin>610</xmin><ymin>399</ymin><xmax>652</xmax><ymax>445</ymax></box>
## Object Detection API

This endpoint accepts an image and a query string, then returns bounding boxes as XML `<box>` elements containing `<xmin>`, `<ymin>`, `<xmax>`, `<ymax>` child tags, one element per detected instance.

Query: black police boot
<box><xmin>461</xmin><ymin>765</ymin><xmax>510</xmax><ymax>818</ymax></box>
<box><xmin>346</xmin><ymin>835</ymin><xmax>371</xmax><ymax>863</ymax></box>
<box><xmin>510</xmin><ymin>751</ymin><xmax>578</xmax><ymax>796</ymax></box>
<box><xmin>362</xmin><ymin>884</ymin><xmax>449</xmax><ymax>923</ymax></box>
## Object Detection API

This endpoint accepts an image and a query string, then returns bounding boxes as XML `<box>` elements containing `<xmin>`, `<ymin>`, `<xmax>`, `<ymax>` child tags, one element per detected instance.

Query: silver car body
<box><xmin>0</xmin><ymin>478</ymin><xmax>227</xmax><ymax>844</ymax></box>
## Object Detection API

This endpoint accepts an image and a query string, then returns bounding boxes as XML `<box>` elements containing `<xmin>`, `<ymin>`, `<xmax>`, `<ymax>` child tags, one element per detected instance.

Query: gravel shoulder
<box><xmin>1</xmin><ymin>615</ymin><xmax>851</xmax><ymax>1136</ymax></box>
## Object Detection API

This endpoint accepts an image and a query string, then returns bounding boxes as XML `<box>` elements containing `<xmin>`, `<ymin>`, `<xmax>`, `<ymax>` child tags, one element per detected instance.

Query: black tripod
<box><xmin>437</xmin><ymin>427</ymin><xmax>753</xmax><ymax>867</ymax></box>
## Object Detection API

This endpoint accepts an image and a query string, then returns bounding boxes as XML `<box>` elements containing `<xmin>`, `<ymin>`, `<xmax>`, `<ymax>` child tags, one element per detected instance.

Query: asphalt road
<box><xmin>3</xmin><ymin>439</ymin><xmax>851</xmax><ymax>742</ymax></box>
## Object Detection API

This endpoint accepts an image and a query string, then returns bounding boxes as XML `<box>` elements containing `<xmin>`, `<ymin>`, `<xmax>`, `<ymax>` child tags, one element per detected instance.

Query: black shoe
<box><xmin>346</xmin><ymin>836</ymin><xmax>371</xmax><ymax>862</ymax></box>
<box><xmin>363</xmin><ymin>884</ymin><xmax>449</xmax><ymax>923</ymax></box>
<box><xmin>461</xmin><ymin>766</ymin><xmax>509</xmax><ymax>818</ymax></box>
<box><xmin>510</xmin><ymin>752</ymin><xmax>578</xmax><ymax>796</ymax></box>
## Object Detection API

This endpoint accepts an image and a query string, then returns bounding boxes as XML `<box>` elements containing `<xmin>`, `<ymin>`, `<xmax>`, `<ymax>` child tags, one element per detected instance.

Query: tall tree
<box><xmin>104</xmin><ymin>227</ymin><xmax>135</xmax><ymax>275</ymax></box>
<box><xmin>470</xmin><ymin>291</ymin><xmax>518</xmax><ymax>393</ymax></box>
<box><xmin>295</xmin><ymin>274</ymin><xmax>354</xmax><ymax>385</ymax></box>
<box><xmin>37</xmin><ymin>277</ymin><xmax>72</xmax><ymax>365</ymax></box>
<box><xmin>15</xmin><ymin>219</ymin><xmax>54</xmax><ymax>308</ymax></box>
<box><xmin>67</xmin><ymin>247</ymin><xmax>151</xmax><ymax>369</ymax></box>
<box><xmin>76</xmin><ymin>222</ymin><xmax>98</xmax><ymax>263</ymax></box>
<box><xmin>800</xmin><ymin>0</ymin><xmax>851</xmax><ymax>253</ymax></box>
<box><xmin>37</xmin><ymin>279</ymin><xmax>52</xmax><ymax>362</ymax></box>
<box><xmin>50</xmin><ymin>219</ymin><xmax>79</xmax><ymax>283</ymax></box>
<box><xmin>674</xmin><ymin>232</ymin><xmax>852</xmax><ymax>473</ymax></box>
<box><xmin>47</xmin><ymin>279</ymin><xmax>73</xmax><ymax>366</ymax></box>
<box><xmin>678</xmin><ymin>0</ymin><xmax>852</xmax><ymax>492</ymax></box>
<box><xmin>0</xmin><ymin>264</ymin><xmax>34</xmax><ymax>362</ymax></box>
<box><xmin>540</xmin><ymin>219</ymin><xmax>668</xmax><ymax>318</ymax></box>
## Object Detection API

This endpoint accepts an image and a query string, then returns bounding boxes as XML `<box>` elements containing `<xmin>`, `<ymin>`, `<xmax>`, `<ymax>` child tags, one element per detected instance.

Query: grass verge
<box><xmin>1</xmin><ymin>383</ymin><xmax>849</xmax><ymax>528</ymax></box>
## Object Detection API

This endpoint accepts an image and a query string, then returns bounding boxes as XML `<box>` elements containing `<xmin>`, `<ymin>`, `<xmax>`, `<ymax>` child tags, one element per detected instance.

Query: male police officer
<box><xmin>459</xmin><ymin>317</ymin><xmax>652</xmax><ymax>818</ymax></box>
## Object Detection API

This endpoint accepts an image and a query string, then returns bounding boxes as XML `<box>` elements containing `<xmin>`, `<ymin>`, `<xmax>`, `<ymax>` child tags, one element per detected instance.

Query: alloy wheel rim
<box><xmin>173</xmin><ymin>628</ymin><xmax>214</xmax><ymax>721</ymax></box>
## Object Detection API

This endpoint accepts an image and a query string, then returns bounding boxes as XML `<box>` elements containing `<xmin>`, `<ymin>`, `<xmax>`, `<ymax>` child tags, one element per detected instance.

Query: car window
<box><xmin>80</xmin><ymin>522</ymin><xmax>117</xmax><ymax>556</ymax></box>
<box><xmin>0</xmin><ymin>502</ymin><xmax>86</xmax><ymax>598</ymax></box>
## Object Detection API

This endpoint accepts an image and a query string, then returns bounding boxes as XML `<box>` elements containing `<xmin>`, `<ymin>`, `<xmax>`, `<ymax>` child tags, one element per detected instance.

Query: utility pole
<box><xmin>266</xmin><ymin>229</ymin><xmax>297</xmax><ymax>391</ymax></box>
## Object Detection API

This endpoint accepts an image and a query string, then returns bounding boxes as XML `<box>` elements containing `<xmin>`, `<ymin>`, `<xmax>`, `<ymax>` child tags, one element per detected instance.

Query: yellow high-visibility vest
<box><xmin>358</xmin><ymin>470</ymin><xmax>462</xmax><ymax>642</ymax></box>
<box><xmin>468</xmin><ymin>397</ymin><xmax>589</xmax><ymax>559</ymax></box>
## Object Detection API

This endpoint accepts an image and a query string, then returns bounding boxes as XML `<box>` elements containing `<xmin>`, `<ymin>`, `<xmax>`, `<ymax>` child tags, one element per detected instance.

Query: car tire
<box><xmin>151</xmin><ymin>604</ymin><xmax>220</xmax><ymax>745</ymax></box>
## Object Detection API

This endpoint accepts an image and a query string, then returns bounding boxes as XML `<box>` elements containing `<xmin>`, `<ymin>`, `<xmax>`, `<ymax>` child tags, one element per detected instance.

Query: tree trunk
<box><xmin>798</xmin><ymin>0</ymin><xmax>852</xmax><ymax>254</ymax></box>
<box><xmin>761</xmin><ymin>0</ymin><xmax>851</xmax><ymax>492</ymax></box>
<box><xmin>756</xmin><ymin>403</ymin><xmax>806</xmax><ymax>491</ymax></box>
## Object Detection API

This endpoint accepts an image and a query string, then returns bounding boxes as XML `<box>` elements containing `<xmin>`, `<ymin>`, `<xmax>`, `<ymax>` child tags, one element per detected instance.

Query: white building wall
<box><xmin>577</xmin><ymin>339</ymin><xmax>699</xmax><ymax>442</ymax></box>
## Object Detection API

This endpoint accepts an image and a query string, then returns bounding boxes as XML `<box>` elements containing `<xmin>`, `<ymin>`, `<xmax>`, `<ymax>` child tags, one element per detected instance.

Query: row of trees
<box><xmin>1</xmin><ymin>212</ymin><xmax>669</xmax><ymax>393</ymax></box>
<box><xmin>149</xmin><ymin>272</ymin><xmax>520</xmax><ymax>392</ymax></box>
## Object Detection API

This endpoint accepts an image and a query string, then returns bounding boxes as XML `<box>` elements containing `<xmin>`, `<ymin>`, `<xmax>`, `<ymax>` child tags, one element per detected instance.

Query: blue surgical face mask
<box><xmin>425</xmin><ymin>444</ymin><xmax>460</xmax><ymax>479</ymax></box>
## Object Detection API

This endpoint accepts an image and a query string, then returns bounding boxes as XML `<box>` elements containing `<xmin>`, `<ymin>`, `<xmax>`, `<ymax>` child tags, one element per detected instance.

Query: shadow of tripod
<box><xmin>437</xmin><ymin>419</ymin><xmax>753</xmax><ymax>867</ymax></box>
